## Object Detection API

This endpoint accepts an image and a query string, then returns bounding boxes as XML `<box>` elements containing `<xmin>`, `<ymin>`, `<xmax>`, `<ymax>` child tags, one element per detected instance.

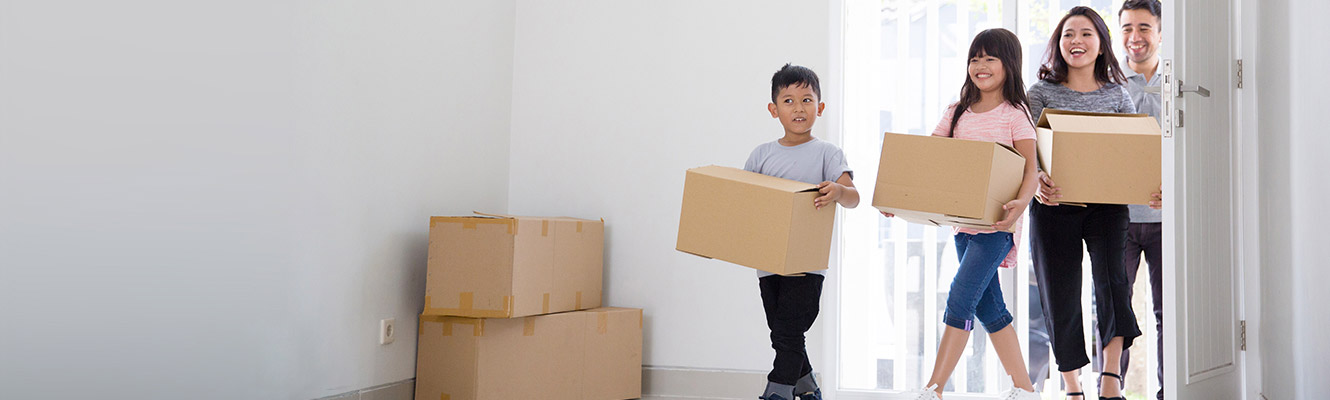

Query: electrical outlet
<box><xmin>380</xmin><ymin>318</ymin><xmax>396</xmax><ymax>345</ymax></box>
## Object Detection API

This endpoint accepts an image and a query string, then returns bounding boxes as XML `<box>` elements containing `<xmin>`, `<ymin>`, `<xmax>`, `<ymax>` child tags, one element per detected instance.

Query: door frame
<box><xmin>1235</xmin><ymin>0</ymin><xmax>1263</xmax><ymax>398</ymax></box>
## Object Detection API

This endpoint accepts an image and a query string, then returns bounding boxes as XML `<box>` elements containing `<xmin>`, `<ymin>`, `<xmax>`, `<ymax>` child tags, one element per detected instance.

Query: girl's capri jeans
<box><xmin>942</xmin><ymin>231</ymin><xmax>1015</xmax><ymax>332</ymax></box>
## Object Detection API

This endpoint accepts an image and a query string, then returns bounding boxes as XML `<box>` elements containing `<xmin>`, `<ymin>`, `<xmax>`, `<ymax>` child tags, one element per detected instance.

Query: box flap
<box><xmin>472</xmin><ymin>211</ymin><xmax>601</xmax><ymax>223</ymax></box>
<box><xmin>687</xmin><ymin>165</ymin><xmax>819</xmax><ymax>193</ymax></box>
<box><xmin>1036</xmin><ymin>108</ymin><xmax>1160</xmax><ymax>136</ymax></box>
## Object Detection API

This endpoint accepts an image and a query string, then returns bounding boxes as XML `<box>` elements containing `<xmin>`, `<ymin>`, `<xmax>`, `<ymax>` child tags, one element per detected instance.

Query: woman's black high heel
<box><xmin>1098</xmin><ymin>372</ymin><xmax>1126</xmax><ymax>400</ymax></box>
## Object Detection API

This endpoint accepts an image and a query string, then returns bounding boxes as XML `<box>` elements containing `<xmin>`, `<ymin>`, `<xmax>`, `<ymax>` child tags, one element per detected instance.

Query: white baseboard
<box><xmin>312</xmin><ymin>379</ymin><xmax>414</xmax><ymax>400</ymax></box>
<box><xmin>641</xmin><ymin>365</ymin><xmax>770</xmax><ymax>399</ymax></box>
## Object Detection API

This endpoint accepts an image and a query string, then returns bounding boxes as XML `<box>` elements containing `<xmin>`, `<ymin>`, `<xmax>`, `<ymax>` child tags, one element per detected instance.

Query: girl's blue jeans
<box><xmin>942</xmin><ymin>231</ymin><xmax>1015</xmax><ymax>333</ymax></box>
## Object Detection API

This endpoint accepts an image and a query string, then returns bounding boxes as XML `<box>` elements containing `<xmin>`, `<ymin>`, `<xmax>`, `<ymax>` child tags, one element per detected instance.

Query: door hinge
<box><xmin>1236</xmin><ymin>59</ymin><xmax>1244</xmax><ymax>89</ymax></box>
<box><xmin>1240</xmin><ymin>320</ymin><xmax>1247</xmax><ymax>351</ymax></box>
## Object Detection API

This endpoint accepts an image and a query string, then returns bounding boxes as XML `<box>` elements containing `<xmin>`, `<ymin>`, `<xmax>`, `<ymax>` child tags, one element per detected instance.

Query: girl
<box><xmin>889</xmin><ymin>28</ymin><xmax>1041</xmax><ymax>400</ymax></box>
<box><xmin>1026</xmin><ymin>6</ymin><xmax>1141</xmax><ymax>400</ymax></box>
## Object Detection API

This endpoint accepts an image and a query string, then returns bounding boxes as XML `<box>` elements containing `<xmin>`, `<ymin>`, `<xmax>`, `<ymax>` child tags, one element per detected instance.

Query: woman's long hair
<box><xmin>1037</xmin><ymin>6</ymin><xmax>1127</xmax><ymax>85</ymax></box>
<box><xmin>949</xmin><ymin>28</ymin><xmax>1033</xmax><ymax>137</ymax></box>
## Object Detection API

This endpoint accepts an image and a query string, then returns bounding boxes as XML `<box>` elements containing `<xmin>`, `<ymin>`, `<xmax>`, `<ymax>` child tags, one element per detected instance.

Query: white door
<box><xmin>1161</xmin><ymin>0</ymin><xmax>1243</xmax><ymax>398</ymax></box>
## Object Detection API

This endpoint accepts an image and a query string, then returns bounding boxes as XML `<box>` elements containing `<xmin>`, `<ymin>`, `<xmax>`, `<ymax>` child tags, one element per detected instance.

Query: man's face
<box><xmin>1121</xmin><ymin>9</ymin><xmax>1162</xmax><ymax>66</ymax></box>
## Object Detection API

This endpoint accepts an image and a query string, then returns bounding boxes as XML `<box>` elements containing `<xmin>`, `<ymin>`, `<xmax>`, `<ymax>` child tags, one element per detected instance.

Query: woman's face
<box><xmin>1059</xmin><ymin>15</ymin><xmax>1101</xmax><ymax>70</ymax></box>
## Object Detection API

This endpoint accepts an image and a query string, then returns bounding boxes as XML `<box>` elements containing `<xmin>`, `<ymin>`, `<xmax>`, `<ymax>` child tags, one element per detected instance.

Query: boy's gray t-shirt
<box><xmin>744</xmin><ymin>137</ymin><xmax>853</xmax><ymax>278</ymax></box>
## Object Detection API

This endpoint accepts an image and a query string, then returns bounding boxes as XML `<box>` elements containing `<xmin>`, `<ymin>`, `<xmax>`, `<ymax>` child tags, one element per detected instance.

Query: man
<box><xmin>1118</xmin><ymin>1</ymin><xmax>1165</xmax><ymax>399</ymax></box>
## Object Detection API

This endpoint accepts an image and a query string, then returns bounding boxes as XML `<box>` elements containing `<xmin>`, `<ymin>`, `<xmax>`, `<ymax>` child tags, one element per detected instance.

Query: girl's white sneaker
<box><xmin>907</xmin><ymin>384</ymin><xmax>941</xmax><ymax>400</ymax></box>
<box><xmin>997</xmin><ymin>387</ymin><xmax>1041</xmax><ymax>400</ymax></box>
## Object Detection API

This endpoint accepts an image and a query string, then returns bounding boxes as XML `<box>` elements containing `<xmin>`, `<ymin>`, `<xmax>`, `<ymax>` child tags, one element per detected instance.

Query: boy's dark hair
<box><xmin>1119</xmin><ymin>0</ymin><xmax>1162</xmax><ymax>20</ymax></box>
<box><xmin>949</xmin><ymin>28</ymin><xmax>1033</xmax><ymax>137</ymax></box>
<box><xmin>770</xmin><ymin>63</ymin><xmax>821</xmax><ymax>103</ymax></box>
<box><xmin>1037</xmin><ymin>6</ymin><xmax>1127</xmax><ymax>85</ymax></box>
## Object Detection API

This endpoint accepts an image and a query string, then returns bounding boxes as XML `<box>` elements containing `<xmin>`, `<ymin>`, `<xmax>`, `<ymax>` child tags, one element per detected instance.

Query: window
<box><xmin>837</xmin><ymin>0</ymin><xmax>1158</xmax><ymax>398</ymax></box>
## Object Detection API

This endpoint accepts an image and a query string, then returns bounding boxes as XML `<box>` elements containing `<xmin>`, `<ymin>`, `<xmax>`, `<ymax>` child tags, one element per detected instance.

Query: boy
<box><xmin>745</xmin><ymin>64</ymin><xmax>858</xmax><ymax>400</ymax></box>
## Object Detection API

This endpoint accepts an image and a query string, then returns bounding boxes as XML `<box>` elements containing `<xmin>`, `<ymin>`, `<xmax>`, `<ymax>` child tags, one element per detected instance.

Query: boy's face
<box><xmin>768</xmin><ymin>83</ymin><xmax>825</xmax><ymax>135</ymax></box>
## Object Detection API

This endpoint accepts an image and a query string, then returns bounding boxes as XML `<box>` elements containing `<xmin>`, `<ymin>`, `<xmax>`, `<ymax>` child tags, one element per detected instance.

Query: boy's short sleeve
<box><xmin>824</xmin><ymin>146</ymin><xmax>853</xmax><ymax>183</ymax></box>
<box><xmin>744</xmin><ymin>145</ymin><xmax>763</xmax><ymax>173</ymax></box>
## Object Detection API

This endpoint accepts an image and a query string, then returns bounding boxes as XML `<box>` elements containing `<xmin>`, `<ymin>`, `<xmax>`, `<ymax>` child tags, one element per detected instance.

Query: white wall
<box><xmin>506</xmin><ymin>0</ymin><xmax>834</xmax><ymax>371</ymax></box>
<box><xmin>1258</xmin><ymin>0</ymin><xmax>1330</xmax><ymax>398</ymax></box>
<box><xmin>0</xmin><ymin>1</ymin><xmax>514</xmax><ymax>399</ymax></box>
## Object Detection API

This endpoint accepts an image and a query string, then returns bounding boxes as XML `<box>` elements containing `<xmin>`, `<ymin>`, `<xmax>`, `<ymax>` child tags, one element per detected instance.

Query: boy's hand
<box><xmin>1149</xmin><ymin>185</ymin><xmax>1163</xmax><ymax>210</ymax></box>
<box><xmin>814</xmin><ymin>181</ymin><xmax>842</xmax><ymax>209</ymax></box>
<box><xmin>1035</xmin><ymin>171</ymin><xmax>1060</xmax><ymax>206</ymax></box>
<box><xmin>991</xmin><ymin>199</ymin><xmax>1028</xmax><ymax>231</ymax></box>
<box><xmin>880</xmin><ymin>211</ymin><xmax>895</xmax><ymax>218</ymax></box>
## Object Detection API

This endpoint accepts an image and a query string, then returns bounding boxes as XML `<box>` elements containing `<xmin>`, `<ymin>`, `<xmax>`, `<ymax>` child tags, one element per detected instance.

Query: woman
<box><xmin>1025</xmin><ymin>6</ymin><xmax>1142</xmax><ymax>400</ymax></box>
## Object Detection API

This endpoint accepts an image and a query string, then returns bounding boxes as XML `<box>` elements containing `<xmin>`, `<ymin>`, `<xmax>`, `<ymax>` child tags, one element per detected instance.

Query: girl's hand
<box><xmin>880</xmin><ymin>211</ymin><xmax>895</xmax><ymax>218</ymax></box>
<box><xmin>991</xmin><ymin>199</ymin><xmax>1028</xmax><ymax>231</ymax></box>
<box><xmin>814</xmin><ymin>181</ymin><xmax>842</xmax><ymax>209</ymax></box>
<box><xmin>1149</xmin><ymin>186</ymin><xmax>1163</xmax><ymax>210</ymax></box>
<box><xmin>1035</xmin><ymin>171</ymin><xmax>1061</xmax><ymax>206</ymax></box>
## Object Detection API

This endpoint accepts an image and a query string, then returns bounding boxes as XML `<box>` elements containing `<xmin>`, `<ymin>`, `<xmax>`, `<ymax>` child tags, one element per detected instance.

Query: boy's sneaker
<box><xmin>907</xmin><ymin>384</ymin><xmax>941</xmax><ymax>400</ymax></box>
<box><xmin>997</xmin><ymin>387</ymin><xmax>1041</xmax><ymax>400</ymax></box>
<box><xmin>758</xmin><ymin>394</ymin><xmax>790</xmax><ymax>400</ymax></box>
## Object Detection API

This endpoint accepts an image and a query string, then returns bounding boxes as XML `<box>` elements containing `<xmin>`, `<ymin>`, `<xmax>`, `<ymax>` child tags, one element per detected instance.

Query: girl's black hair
<box><xmin>1037</xmin><ymin>6</ymin><xmax>1127</xmax><ymax>85</ymax></box>
<box><xmin>949</xmin><ymin>28</ymin><xmax>1033</xmax><ymax>137</ymax></box>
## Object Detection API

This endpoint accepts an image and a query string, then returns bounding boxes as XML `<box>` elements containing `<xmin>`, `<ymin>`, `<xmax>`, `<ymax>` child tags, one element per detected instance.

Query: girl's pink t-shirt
<box><xmin>931</xmin><ymin>101</ymin><xmax>1036</xmax><ymax>269</ymax></box>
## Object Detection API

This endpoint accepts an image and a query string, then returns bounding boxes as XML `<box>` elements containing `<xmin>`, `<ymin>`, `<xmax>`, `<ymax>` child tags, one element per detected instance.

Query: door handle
<box><xmin>1177</xmin><ymin>80</ymin><xmax>1211</xmax><ymax>97</ymax></box>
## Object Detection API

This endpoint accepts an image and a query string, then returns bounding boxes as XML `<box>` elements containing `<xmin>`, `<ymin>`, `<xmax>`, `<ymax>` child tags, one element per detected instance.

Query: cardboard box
<box><xmin>424</xmin><ymin>212</ymin><xmax>603</xmax><ymax>318</ymax></box>
<box><xmin>676</xmin><ymin>165</ymin><xmax>834</xmax><ymax>275</ymax></box>
<box><xmin>872</xmin><ymin>133</ymin><xmax>1026</xmax><ymax>232</ymax></box>
<box><xmin>414</xmin><ymin>307</ymin><xmax>643</xmax><ymax>400</ymax></box>
<box><xmin>1035</xmin><ymin>109</ymin><xmax>1162</xmax><ymax>205</ymax></box>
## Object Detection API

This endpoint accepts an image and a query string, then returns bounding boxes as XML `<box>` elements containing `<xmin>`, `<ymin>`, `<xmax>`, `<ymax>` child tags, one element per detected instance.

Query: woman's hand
<box><xmin>1035</xmin><ymin>171</ymin><xmax>1061</xmax><ymax>206</ymax></box>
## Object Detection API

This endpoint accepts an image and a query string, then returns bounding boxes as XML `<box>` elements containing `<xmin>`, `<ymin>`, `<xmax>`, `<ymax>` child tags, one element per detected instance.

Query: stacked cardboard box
<box><xmin>415</xmin><ymin>212</ymin><xmax>642</xmax><ymax>400</ymax></box>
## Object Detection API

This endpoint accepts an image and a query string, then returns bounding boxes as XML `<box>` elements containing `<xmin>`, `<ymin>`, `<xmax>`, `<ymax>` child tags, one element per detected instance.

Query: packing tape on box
<box><xmin>542</xmin><ymin>293</ymin><xmax>550</xmax><ymax>314</ymax></box>
<box><xmin>597</xmin><ymin>312</ymin><xmax>609</xmax><ymax>334</ymax></box>
<box><xmin>418</xmin><ymin>315</ymin><xmax>487</xmax><ymax>337</ymax></box>
<box><xmin>575</xmin><ymin>292</ymin><xmax>583</xmax><ymax>309</ymax></box>
<box><xmin>576</xmin><ymin>221</ymin><xmax>583</xmax><ymax>233</ymax></box>
<box><xmin>441</xmin><ymin>319</ymin><xmax>485</xmax><ymax>337</ymax></box>
<box><xmin>441</xmin><ymin>394</ymin><xmax>450</xmax><ymax>400</ymax></box>
<box><xmin>524</xmin><ymin>317</ymin><xmax>536</xmax><ymax>336</ymax></box>
<box><xmin>423</xmin><ymin>294</ymin><xmax>514</xmax><ymax>318</ymax></box>
<box><xmin>542</xmin><ymin>220</ymin><xmax>549</xmax><ymax>236</ymax></box>
<box><xmin>429</xmin><ymin>217</ymin><xmax>515</xmax><ymax>234</ymax></box>
<box><xmin>639</xmin><ymin>309</ymin><xmax>644</xmax><ymax>328</ymax></box>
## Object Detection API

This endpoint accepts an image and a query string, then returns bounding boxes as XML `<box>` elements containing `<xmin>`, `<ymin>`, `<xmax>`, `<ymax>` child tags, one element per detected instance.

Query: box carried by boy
<box><xmin>676</xmin><ymin>165</ymin><xmax>835</xmax><ymax>276</ymax></box>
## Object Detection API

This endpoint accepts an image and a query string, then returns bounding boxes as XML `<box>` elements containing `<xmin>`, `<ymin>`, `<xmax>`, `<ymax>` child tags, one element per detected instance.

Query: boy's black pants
<box><xmin>759</xmin><ymin>273</ymin><xmax>824</xmax><ymax>385</ymax></box>
<box><xmin>1029</xmin><ymin>202</ymin><xmax>1142</xmax><ymax>372</ymax></box>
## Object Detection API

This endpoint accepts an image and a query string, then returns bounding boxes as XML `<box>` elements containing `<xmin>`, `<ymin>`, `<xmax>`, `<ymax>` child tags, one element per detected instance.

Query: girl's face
<box><xmin>1059</xmin><ymin>15</ymin><xmax>1100</xmax><ymax>70</ymax></box>
<box><xmin>967</xmin><ymin>50</ymin><xmax>1005</xmax><ymax>93</ymax></box>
